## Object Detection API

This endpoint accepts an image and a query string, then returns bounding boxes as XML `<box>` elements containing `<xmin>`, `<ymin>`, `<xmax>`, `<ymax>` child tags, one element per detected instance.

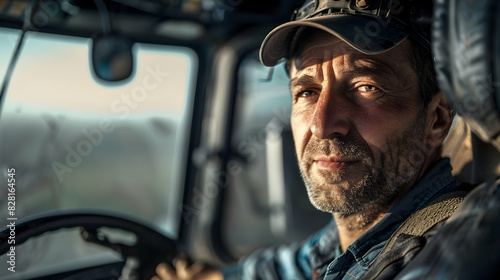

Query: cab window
<box><xmin>0</xmin><ymin>27</ymin><xmax>197</xmax><ymax>277</ymax></box>
<box><xmin>221</xmin><ymin>52</ymin><xmax>331</xmax><ymax>257</ymax></box>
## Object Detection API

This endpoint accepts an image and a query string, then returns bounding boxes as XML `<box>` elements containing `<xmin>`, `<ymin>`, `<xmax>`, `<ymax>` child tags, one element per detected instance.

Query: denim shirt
<box><xmin>223</xmin><ymin>158</ymin><xmax>460</xmax><ymax>280</ymax></box>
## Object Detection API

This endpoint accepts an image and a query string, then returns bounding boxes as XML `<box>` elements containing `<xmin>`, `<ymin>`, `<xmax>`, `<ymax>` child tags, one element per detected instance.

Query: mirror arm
<box><xmin>94</xmin><ymin>0</ymin><xmax>112</xmax><ymax>34</ymax></box>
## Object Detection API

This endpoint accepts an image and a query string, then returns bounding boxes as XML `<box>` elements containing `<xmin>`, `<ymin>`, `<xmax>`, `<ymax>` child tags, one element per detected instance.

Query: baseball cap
<box><xmin>260</xmin><ymin>0</ymin><xmax>433</xmax><ymax>66</ymax></box>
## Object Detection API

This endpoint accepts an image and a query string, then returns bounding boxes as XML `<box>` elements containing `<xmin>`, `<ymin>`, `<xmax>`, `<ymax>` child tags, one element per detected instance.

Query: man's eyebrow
<box><xmin>346</xmin><ymin>59</ymin><xmax>399</xmax><ymax>78</ymax></box>
<box><xmin>289</xmin><ymin>59</ymin><xmax>403</xmax><ymax>90</ymax></box>
<box><xmin>289</xmin><ymin>75</ymin><xmax>318</xmax><ymax>90</ymax></box>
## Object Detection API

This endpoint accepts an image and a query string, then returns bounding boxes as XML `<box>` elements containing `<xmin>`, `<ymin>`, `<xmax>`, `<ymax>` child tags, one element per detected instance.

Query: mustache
<box><xmin>302</xmin><ymin>137</ymin><xmax>370</xmax><ymax>161</ymax></box>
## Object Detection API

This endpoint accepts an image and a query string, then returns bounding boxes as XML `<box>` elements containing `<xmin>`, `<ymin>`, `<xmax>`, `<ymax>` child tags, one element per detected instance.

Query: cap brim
<box><xmin>259</xmin><ymin>14</ymin><xmax>409</xmax><ymax>67</ymax></box>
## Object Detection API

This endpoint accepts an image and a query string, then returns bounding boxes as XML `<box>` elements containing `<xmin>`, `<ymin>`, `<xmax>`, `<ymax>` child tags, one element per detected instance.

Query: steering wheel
<box><xmin>0</xmin><ymin>210</ymin><xmax>180</xmax><ymax>280</ymax></box>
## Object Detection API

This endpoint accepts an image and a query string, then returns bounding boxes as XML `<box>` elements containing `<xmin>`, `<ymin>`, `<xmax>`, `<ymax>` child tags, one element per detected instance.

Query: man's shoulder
<box><xmin>392</xmin><ymin>179</ymin><xmax>500</xmax><ymax>279</ymax></box>
<box><xmin>359</xmin><ymin>180</ymin><xmax>498</xmax><ymax>280</ymax></box>
<box><xmin>358</xmin><ymin>180</ymin><xmax>478</xmax><ymax>280</ymax></box>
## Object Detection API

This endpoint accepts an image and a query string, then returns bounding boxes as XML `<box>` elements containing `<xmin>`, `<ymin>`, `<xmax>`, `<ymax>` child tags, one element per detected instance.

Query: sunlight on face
<box><xmin>289</xmin><ymin>31</ymin><xmax>429</xmax><ymax>214</ymax></box>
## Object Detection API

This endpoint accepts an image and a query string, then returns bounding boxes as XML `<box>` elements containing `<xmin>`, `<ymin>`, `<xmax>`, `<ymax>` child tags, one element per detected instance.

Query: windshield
<box><xmin>0</xmin><ymin>27</ymin><xmax>197</xmax><ymax>277</ymax></box>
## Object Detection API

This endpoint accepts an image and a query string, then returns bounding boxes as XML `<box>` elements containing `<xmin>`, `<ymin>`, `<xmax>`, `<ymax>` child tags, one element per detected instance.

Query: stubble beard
<box><xmin>299</xmin><ymin>116</ymin><xmax>427</xmax><ymax>215</ymax></box>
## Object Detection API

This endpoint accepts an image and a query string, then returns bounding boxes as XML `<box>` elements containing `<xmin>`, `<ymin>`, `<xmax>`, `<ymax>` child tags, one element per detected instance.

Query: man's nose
<box><xmin>310</xmin><ymin>90</ymin><xmax>351</xmax><ymax>139</ymax></box>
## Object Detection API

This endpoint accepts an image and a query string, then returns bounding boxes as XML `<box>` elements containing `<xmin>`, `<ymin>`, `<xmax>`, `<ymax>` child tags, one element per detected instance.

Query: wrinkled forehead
<box><xmin>292</xmin><ymin>31</ymin><xmax>355</xmax><ymax>71</ymax></box>
<box><xmin>289</xmin><ymin>29</ymin><xmax>411</xmax><ymax>76</ymax></box>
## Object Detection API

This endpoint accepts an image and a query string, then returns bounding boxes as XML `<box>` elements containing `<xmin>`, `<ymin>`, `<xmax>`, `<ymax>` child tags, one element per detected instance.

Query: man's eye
<box><xmin>297</xmin><ymin>91</ymin><xmax>316</xmax><ymax>98</ymax></box>
<box><xmin>358</xmin><ymin>85</ymin><xmax>379</xmax><ymax>92</ymax></box>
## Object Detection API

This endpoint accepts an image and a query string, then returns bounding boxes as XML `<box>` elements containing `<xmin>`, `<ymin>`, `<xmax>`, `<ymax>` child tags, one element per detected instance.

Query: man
<box><xmin>152</xmin><ymin>0</ymin><xmax>463</xmax><ymax>279</ymax></box>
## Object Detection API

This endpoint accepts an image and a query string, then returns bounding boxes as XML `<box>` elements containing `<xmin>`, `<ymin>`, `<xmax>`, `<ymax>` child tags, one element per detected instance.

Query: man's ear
<box><xmin>426</xmin><ymin>91</ymin><xmax>454</xmax><ymax>148</ymax></box>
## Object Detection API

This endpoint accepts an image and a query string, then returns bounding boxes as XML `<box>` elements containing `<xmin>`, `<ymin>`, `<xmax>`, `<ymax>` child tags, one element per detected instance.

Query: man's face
<box><xmin>290</xmin><ymin>32</ymin><xmax>431</xmax><ymax>215</ymax></box>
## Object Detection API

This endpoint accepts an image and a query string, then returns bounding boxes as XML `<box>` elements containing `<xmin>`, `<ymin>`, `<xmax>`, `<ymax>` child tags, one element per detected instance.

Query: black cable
<box><xmin>0</xmin><ymin>0</ymin><xmax>37</xmax><ymax>119</ymax></box>
<box><xmin>0</xmin><ymin>32</ymin><xmax>25</xmax><ymax>107</ymax></box>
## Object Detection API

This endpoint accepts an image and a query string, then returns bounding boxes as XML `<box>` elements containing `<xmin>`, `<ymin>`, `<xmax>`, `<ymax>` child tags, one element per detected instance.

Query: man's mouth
<box><xmin>313</xmin><ymin>156</ymin><xmax>358</xmax><ymax>171</ymax></box>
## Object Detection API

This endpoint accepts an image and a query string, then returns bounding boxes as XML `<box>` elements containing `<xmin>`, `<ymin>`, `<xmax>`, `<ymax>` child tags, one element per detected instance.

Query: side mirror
<box><xmin>90</xmin><ymin>34</ymin><xmax>134</xmax><ymax>82</ymax></box>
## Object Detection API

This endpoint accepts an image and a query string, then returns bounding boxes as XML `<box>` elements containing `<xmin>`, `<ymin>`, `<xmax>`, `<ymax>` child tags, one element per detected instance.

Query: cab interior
<box><xmin>0</xmin><ymin>1</ymin><xmax>499</xmax><ymax>280</ymax></box>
